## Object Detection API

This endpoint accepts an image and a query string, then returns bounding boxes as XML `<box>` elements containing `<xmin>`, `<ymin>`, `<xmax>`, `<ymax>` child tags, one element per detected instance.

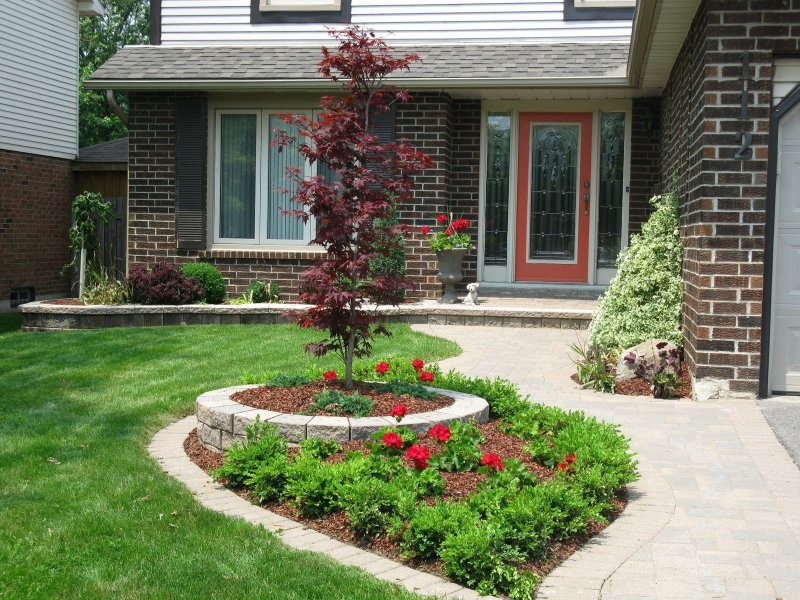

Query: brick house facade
<box><xmin>655</xmin><ymin>0</ymin><xmax>800</xmax><ymax>399</ymax></box>
<box><xmin>90</xmin><ymin>0</ymin><xmax>800</xmax><ymax>398</ymax></box>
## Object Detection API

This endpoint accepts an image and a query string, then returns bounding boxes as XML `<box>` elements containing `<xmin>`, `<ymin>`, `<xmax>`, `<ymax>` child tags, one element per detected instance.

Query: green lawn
<box><xmin>0</xmin><ymin>314</ymin><xmax>460</xmax><ymax>599</ymax></box>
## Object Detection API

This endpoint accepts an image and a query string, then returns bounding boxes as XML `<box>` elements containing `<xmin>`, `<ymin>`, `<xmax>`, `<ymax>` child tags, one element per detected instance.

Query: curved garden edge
<box><xmin>150</xmin><ymin>415</ymin><xmax>675</xmax><ymax>600</ymax></box>
<box><xmin>196</xmin><ymin>385</ymin><xmax>490</xmax><ymax>451</ymax></box>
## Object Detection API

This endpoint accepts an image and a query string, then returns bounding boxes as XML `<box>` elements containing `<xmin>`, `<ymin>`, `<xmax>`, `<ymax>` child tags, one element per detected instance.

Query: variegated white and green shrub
<box><xmin>589</xmin><ymin>192</ymin><xmax>684</xmax><ymax>349</ymax></box>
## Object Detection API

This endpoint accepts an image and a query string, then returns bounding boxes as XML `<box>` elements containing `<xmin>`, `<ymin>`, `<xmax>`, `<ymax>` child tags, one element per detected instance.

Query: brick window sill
<box><xmin>199</xmin><ymin>247</ymin><xmax>328</xmax><ymax>260</ymax></box>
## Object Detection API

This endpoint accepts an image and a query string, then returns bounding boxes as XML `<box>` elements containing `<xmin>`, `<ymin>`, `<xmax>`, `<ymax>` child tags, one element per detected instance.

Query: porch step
<box><xmin>478</xmin><ymin>283</ymin><xmax>607</xmax><ymax>301</ymax></box>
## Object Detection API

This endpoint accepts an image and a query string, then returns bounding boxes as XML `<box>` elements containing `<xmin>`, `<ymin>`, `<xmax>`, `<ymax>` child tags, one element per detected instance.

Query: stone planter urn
<box><xmin>436</xmin><ymin>248</ymin><xmax>470</xmax><ymax>304</ymax></box>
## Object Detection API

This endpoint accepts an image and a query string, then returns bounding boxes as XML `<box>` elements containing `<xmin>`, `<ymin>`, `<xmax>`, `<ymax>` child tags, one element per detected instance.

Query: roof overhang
<box><xmin>84</xmin><ymin>76</ymin><xmax>630</xmax><ymax>92</ymax></box>
<box><xmin>78</xmin><ymin>0</ymin><xmax>106</xmax><ymax>17</ymax></box>
<box><xmin>627</xmin><ymin>0</ymin><xmax>702</xmax><ymax>94</ymax></box>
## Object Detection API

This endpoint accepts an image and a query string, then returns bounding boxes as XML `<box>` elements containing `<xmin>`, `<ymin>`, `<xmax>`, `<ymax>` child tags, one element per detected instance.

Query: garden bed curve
<box><xmin>196</xmin><ymin>384</ymin><xmax>490</xmax><ymax>451</ymax></box>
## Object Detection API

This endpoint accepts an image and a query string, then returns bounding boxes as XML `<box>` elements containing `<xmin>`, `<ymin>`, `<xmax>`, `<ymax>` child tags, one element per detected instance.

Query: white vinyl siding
<box><xmin>0</xmin><ymin>0</ymin><xmax>80</xmax><ymax>159</ymax></box>
<box><xmin>774</xmin><ymin>59</ymin><xmax>800</xmax><ymax>107</ymax></box>
<box><xmin>160</xmin><ymin>0</ymin><xmax>632</xmax><ymax>45</ymax></box>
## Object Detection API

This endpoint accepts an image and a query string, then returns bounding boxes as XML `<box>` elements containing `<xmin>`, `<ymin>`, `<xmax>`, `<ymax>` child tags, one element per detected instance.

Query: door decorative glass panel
<box><xmin>529</xmin><ymin>125</ymin><xmax>579</xmax><ymax>261</ymax></box>
<box><xmin>484</xmin><ymin>113</ymin><xmax>511</xmax><ymax>266</ymax></box>
<box><xmin>596</xmin><ymin>112</ymin><xmax>625</xmax><ymax>268</ymax></box>
<box><xmin>219</xmin><ymin>114</ymin><xmax>257</xmax><ymax>240</ymax></box>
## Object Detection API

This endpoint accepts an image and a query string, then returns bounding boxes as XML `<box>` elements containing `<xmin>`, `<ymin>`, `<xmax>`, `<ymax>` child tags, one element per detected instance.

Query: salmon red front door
<box><xmin>515</xmin><ymin>112</ymin><xmax>593</xmax><ymax>282</ymax></box>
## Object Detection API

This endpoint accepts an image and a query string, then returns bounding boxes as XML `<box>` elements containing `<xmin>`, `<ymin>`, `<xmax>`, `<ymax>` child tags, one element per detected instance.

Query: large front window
<box><xmin>214</xmin><ymin>109</ymin><xmax>313</xmax><ymax>245</ymax></box>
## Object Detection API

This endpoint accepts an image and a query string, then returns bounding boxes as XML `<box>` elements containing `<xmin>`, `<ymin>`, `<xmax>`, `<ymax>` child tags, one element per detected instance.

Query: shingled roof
<box><xmin>86</xmin><ymin>43</ymin><xmax>629</xmax><ymax>88</ymax></box>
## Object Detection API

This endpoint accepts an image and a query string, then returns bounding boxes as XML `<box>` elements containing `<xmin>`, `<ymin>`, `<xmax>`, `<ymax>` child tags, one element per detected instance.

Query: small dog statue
<box><xmin>462</xmin><ymin>282</ymin><xmax>480</xmax><ymax>305</ymax></box>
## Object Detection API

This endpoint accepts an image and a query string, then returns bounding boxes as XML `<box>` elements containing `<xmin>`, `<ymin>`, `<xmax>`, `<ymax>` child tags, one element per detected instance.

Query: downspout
<box><xmin>106</xmin><ymin>90</ymin><xmax>128</xmax><ymax>126</ymax></box>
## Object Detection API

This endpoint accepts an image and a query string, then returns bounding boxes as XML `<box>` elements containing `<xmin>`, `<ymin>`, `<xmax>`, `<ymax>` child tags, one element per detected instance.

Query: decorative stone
<box><xmin>195</xmin><ymin>384</ymin><xmax>491</xmax><ymax>451</ymax></box>
<box><xmin>616</xmin><ymin>339</ymin><xmax>681</xmax><ymax>382</ymax></box>
<box><xmin>307</xmin><ymin>416</ymin><xmax>351</xmax><ymax>443</ymax></box>
<box><xmin>268</xmin><ymin>414</ymin><xmax>313</xmax><ymax>443</ymax></box>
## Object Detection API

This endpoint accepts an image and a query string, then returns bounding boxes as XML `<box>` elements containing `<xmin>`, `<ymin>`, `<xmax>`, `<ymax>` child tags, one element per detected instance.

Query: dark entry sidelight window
<box><xmin>484</xmin><ymin>113</ymin><xmax>511</xmax><ymax>266</ymax></box>
<box><xmin>596</xmin><ymin>112</ymin><xmax>626</xmax><ymax>269</ymax></box>
<box><xmin>529</xmin><ymin>125</ymin><xmax>579</xmax><ymax>261</ymax></box>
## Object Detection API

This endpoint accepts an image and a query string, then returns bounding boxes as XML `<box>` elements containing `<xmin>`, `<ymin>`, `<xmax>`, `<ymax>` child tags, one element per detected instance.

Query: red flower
<box><xmin>411</xmin><ymin>358</ymin><xmax>425</xmax><ymax>372</ymax></box>
<box><xmin>389</xmin><ymin>403</ymin><xmax>408</xmax><ymax>422</ymax></box>
<box><xmin>418</xmin><ymin>371</ymin><xmax>435</xmax><ymax>382</ymax></box>
<box><xmin>437</xmin><ymin>214</ymin><xmax>448</xmax><ymax>224</ymax></box>
<box><xmin>375</xmin><ymin>361</ymin><xmax>390</xmax><ymax>375</ymax></box>
<box><xmin>564</xmin><ymin>453</ymin><xmax>576</xmax><ymax>465</ymax></box>
<box><xmin>444</xmin><ymin>228</ymin><xmax>454</xmax><ymax>236</ymax></box>
<box><xmin>421</xmin><ymin>226</ymin><xmax>431</xmax><ymax>235</ymax></box>
<box><xmin>382</xmin><ymin>432</ymin><xmax>403</xmax><ymax>449</ymax></box>
<box><xmin>451</xmin><ymin>218</ymin><xmax>470</xmax><ymax>232</ymax></box>
<box><xmin>480</xmin><ymin>453</ymin><xmax>505</xmax><ymax>471</ymax></box>
<box><xmin>406</xmin><ymin>444</ymin><xmax>431</xmax><ymax>469</ymax></box>
<box><xmin>323</xmin><ymin>370</ymin><xmax>338</xmax><ymax>380</ymax></box>
<box><xmin>558</xmin><ymin>462</ymin><xmax>568</xmax><ymax>472</ymax></box>
<box><xmin>428</xmin><ymin>424</ymin><xmax>451</xmax><ymax>443</ymax></box>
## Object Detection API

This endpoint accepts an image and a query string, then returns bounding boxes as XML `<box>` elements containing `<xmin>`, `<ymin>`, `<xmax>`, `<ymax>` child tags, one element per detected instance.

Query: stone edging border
<box><xmin>150</xmin><ymin>415</ymin><xmax>675</xmax><ymax>600</ymax></box>
<box><xmin>196</xmin><ymin>385</ymin><xmax>490</xmax><ymax>452</ymax></box>
<box><xmin>149</xmin><ymin>415</ymin><xmax>494</xmax><ymax>600</ymax></box>
<box><xmin>19</xmin><ymin>300</ymin><xmax>591</xmax><ymax>332</ymax></box>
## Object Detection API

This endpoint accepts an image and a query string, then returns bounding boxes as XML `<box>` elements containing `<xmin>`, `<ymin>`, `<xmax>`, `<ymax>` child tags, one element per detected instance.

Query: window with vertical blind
<box><xmin>214</xmin><ymin>109</ymin><xmax>314</xmax><ymax>245</ymax></box>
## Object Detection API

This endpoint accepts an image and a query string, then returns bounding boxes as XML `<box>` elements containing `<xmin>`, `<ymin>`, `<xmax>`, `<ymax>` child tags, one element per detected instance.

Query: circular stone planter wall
<box><xmin>196</xmin><ymin>384</ymin><xmax>490</xmax><ymax>452</ymax></box>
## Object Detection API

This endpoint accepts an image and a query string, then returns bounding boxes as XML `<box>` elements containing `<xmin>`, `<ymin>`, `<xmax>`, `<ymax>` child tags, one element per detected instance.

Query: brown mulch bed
<box><xmin>183</xmin><ymin>425</ymin><xmax>626</xmax><ymax>585</ymax></box>
<box><xmin>232</xmin><ymin>381</ymin><xmax>453</xmax><ymax>417</ymax></box>
<box><xmin>571</xmin><ymin>364</ymin><xmax>693</xmax><ymax>399</ymax></box>
<box><xmin>42</xmin><ymin>298</ymin><xmax>85</xmax><ymax>305</ymax></box>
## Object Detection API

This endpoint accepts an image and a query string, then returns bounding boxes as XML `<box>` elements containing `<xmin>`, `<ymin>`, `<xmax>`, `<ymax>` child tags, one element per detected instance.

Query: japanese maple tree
<box><xmin>277</xmin><ymin>26</ymin><xmax>432</xmax><ymax>389</ymax></box>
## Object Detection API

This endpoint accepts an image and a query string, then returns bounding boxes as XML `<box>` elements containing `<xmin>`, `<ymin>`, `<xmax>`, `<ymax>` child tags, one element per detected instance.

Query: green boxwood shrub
<box><xmin>588</xmin><ymin>193</ymin><xmax>684</xmax><ymax>349</ymax></box>
<box><xmin>181</xmin><ymin>262</ymin><xmax>226</xmax><ymax>304</ymax></box>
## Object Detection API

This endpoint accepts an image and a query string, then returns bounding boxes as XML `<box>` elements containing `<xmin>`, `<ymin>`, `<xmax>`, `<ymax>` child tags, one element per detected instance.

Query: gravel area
<box><xmin>760</xmin><ymin>397</ymin><xmax>800</xmax><ymax>468</ymax></box>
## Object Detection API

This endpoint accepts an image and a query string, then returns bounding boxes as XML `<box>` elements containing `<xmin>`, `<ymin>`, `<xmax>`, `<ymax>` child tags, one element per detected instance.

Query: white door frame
<box><xmin>477</xmin><ymin>99</ymin><xmax>632</xmax><ymax>285</ymax></box>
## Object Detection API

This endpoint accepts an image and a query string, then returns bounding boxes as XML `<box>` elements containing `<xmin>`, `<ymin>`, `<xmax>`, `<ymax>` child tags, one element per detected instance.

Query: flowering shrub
<box><xmin>418</xmin><ymin>371</ymin><xmax>435</xmax><ymax>382</ymax></box>
<box><xmin>375</xmin><ymin>361</ymin><xmax>390</xmax><ymax>376</ymax></box>
<box><xmin>412</xmin><ymin>358</ymin><xmax>425</xmax><ymax>372</ymax></box>
<box><xmin>557</xmin><ymin>453</ymin><xmax>576</xmax><ymax>472</ymax></box>
<box><xmin>589</xmin><ymin>193</ymin><xmax>684</xmax><ymax>348</ymax></box>
<box><xmin>382</xmin><ymin>432</ymin><xmax>404</xmax><ymax>449</ymax></box>
<box><xmin>389</xmin><ymin>403</ymin><xmax>408</xmax><ymax>422</ymax></box>
<box><xmin>425</xmin><ymin>214</ymin><xmax>474</xmax><ymax>252</ymax></box>
<box><xmin>406</xmin><ymin>444</ymin><xmax>432</xmax><ymax>469</ymax></box>
<box><xmin>428</xmin><ymin>423</ymin><xmax>451</xmax><ymax>443</ymax></box>
<box><xmin>322</xmin><ymin>370</ymin><xmax>338</xmax><ymax>380</ymax></box>
<box><xmin>480</xmin><ymin>453</ymin><xmax>505</xmax><ymax>471</ymax></box>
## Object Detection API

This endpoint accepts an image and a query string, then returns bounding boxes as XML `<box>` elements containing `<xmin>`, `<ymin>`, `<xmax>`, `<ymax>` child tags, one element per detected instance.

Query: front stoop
<box><xmin>150</xmin><ymin>415</ymin><xmax>671</xmax><ymax>600</ymax></box>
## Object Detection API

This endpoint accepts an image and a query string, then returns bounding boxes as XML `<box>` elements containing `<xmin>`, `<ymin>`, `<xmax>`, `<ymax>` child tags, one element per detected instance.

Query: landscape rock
<box><xmin>616</xmin><ymin>339</ymin><xmax>681</xmax><ymax>382</ymax></box>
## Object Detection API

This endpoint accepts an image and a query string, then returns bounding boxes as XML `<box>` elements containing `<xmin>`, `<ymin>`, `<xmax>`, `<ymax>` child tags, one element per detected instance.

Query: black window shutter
<box><xmin>367</xmin><ymin>104</ymin><xmax>396</xmax><ymax>185</ymax></box>
<box><xmin>175</xmin><ymin>98</ymin><xmax>207</xmax><ymax>250</ymax></box>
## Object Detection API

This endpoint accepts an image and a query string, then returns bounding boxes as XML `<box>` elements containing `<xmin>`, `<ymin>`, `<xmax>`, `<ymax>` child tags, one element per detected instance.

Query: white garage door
<box><xmin>771</xmin><ymin>100</ymin><xmax>800</xmax><ymax>393</ymax></box>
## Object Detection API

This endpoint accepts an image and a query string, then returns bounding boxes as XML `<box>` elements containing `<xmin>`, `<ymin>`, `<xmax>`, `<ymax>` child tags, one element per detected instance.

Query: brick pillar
<box><xmin>658</xmin><ymin>0</ymin><xmax>799</xmax><ymax>399</ymax></box>
<box><xmin>629</xmin><ymin>98</ymin><xmax>661</xmax><ymax>236</ymax></box>
<box><xmin>396</xmin><ymin>92</ymin><xmax>454</xmax><ymax>300</ymax></box>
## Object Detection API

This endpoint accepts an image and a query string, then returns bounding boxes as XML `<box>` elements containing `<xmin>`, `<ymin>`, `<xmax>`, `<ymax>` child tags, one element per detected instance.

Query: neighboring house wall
<box><xmin>0</xmin><ymin>0</ymin><xmax>80</xmax><ymax>160</ymax></box>
<box><xmin>628</xmin><ymin>97</ymin><xmax>661</xmax><ymax>236</ymax></box>
<box><xmin>0</xmin><ymin>150</ymin><xmax>73</xmax><ymax>304</ymax></box>
<box><xmin>0</xmin><ymin>0</ymin><xmax>93</xmax><ymax>306</ymax></box>
<box><xmin>158</xmin><ymin>0</ymin><xmax>632</xmax><ymax>45</ymax></box>
<box><xmin>658</xmin><ymin>0</ymin><xmax>800</xmax><ymax>399</ymax></box>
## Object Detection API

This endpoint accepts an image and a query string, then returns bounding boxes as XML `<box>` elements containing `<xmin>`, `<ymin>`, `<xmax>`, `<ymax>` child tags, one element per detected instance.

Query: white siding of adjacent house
<box><xmin>0</xmin><ymin>0</ymin><xmax>80</xmax><ymax>159</ymax></box>
<box><xmin>160</xmin><ymin>0</ymin><xmax>632</xmax><ymax>45</ymax></box>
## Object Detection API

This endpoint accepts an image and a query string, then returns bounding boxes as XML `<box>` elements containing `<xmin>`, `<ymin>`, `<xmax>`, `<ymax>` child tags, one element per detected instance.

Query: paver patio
<box><xmin>416</xmin><ymin>325</ymin><xmax>800</xmax><ymax>600</ymax></box>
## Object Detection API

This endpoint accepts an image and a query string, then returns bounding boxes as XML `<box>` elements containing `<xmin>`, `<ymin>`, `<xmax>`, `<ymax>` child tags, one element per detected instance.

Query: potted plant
<box><xmin>423</xmin><ymin>214</ymin><xmax>473</xmax><ymax>303</ymax></box>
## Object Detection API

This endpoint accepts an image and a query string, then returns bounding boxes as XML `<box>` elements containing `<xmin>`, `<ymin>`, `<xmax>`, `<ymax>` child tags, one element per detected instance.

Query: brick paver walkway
<box><xmin>417</xmin><ymin>325</ymin><xmax>800</xmax><ymax>600</ymax></box>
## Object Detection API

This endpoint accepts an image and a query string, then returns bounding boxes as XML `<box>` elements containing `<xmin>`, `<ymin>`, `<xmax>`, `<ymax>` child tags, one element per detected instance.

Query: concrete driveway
<box><xmin>416</xmin><ymin>325</ymin><xmax>800</xmax><ymax>600</ymax></box>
